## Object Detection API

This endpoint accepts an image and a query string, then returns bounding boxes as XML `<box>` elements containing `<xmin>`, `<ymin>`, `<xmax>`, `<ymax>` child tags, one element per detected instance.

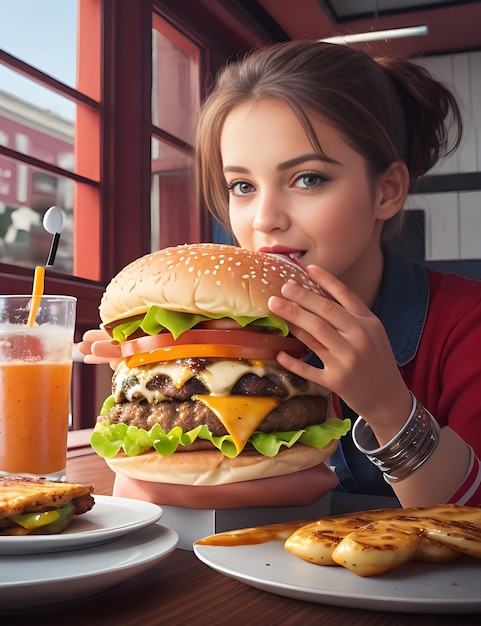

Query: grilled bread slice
<box><xmin>0</xmin><ymin>475</ymin><xmax>95</xmax><ymax>535</ymax></box>
<box><xmin>331</xmin><ymin>519</ymin><xmax>423</xmax><ymax>576</ymax></box>
<box><xmin>285</xmin><ymin>504</ymin><xmax>481</xmax><ymax>576</ymax></box>
<box><xmin>284</xmin><ymin>509</ymin><xmax>405</xmax><ymax>565</ymax></box>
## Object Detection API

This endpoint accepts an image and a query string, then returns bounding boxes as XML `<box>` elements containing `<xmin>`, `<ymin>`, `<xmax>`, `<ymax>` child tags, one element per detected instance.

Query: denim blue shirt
<box><xmin>316</xmin><ymin>245</ymin><xmax>430</xmax><ymax>496</ymax></box>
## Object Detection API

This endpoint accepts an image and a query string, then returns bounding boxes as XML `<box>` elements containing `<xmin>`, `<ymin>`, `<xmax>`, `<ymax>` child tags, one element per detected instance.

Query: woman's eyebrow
<box><xmin>222</xmin><ymin>153</ymin><xmax>340</xmax><ymax>175</ymax></box>
<box><xmin>277</xmin><ymin>153</ymin><xmax>340</xmax><ymax>170</ymax></box>
<box><xmin>223</xmin><ymin>165</ymin><xmax>250</xmax><ymax>174</ymax></box>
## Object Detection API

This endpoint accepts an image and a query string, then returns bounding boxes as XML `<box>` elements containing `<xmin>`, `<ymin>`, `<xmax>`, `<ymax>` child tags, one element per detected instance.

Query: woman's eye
<box><xmin>226</xmin><ymin>181</ymin><xmax>255</xmax><ymax>196</ymax></box>
<box><xmin>293</xmin><ymin>172</ymin><xmax>327</xmax><ymax>189</ymax></box>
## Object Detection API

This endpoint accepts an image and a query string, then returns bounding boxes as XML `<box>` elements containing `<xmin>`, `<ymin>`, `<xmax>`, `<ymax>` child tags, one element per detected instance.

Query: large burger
<box><xmin>90</xmin><ymin>243</ymin><xmax>350</xmax><ymax>489</ymax></box>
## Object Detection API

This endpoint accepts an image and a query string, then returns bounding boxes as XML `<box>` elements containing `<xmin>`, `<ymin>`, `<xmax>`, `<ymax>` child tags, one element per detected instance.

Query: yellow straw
<box><xmin>27</xmin><ymin>265</ymin><xmax>46</xmax><ymax>327</ymax></box>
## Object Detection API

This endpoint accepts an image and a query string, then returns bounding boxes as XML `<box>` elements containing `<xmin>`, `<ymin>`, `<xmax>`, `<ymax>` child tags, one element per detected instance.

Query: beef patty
<box><xmin>107</xmin><ymin>359</ymin><xmax>328</xmax><ymax>437</ymax></box>
<box><xmin>107</xmin><ymin>393</ymin><xmax>327</xmax><ymax>436</ymax></box>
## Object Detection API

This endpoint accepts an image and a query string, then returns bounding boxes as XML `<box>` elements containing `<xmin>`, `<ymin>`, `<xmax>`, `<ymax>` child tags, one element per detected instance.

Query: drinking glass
<box><xmin>0</xmin><ymin>295</ymin><xmax>77</xmax><ymax>481</ymax></box>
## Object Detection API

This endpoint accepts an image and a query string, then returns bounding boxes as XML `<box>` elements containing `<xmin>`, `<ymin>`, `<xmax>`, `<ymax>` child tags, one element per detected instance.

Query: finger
<box><xmin>269</xmin><ymin>288</ymin><xmax>361</xmax><ymax>385</ymax></box>
<box><xmin>83</xmin><ymin>352</ymin><xmax>120</xmax><ymax>370</ymax></box>
<box><xmin>276</xmin><ymin>348</ymin><xmax>328</xmax><ymax>386</ymax></box>
<box><xmin>277</xmin><ymin>279</ymin><xmax>370</xmax><ymax>348</ymax></box>
<box><xmin>78</xmin><ymin>335</ymin><xmax>119</xmax><ymax>357</ymax></box>
<box><xmin>82</xmin><ymin>328</ymin><xmax>111</xmax><ymax>342</ymax></box>
<box><xmin>304</xmin><ymin>265</ymin><xmax>372</xmax><ymax>317</ymax></box>
<box><xmin>269</xmin><ymin>289</ymin><xmax>340</xmax><ymax>350</ymax></box>
<box><xmin>90</xmin><ymin>339</ymin><xmax>121</xmax><ymax>358</ymax></box>
<box><xmin>83</xmin><ymin>353</ymin><xmax>112</xmax><ymax>365</ymax></box>
<box><xmin>284</xmin><ymin>280</ymin><xmax>339</xmax><ymax>319</ymax></box>
<box><xmin>77</xmin><ymin>341</ymin><xmax>92</xmax><ymax>356</ymax></box>
<box><xmin>268</xmin><ymin>301</ymin><xmax>329</xmax><ymax>362</ymax></box>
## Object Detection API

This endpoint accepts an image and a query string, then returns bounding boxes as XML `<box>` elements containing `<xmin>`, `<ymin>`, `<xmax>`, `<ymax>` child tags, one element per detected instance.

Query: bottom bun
<box><xmin>106</xmin><ymin>440</ymin><xmax>338</xmax><ymax>486</ymax></box>
<box><xmin>112</xmin><ymin>462</ymin><xmax>339</xmax><ymax>509</ymax></box>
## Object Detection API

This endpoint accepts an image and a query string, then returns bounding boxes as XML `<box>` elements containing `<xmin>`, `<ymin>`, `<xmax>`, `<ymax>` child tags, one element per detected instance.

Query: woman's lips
<box><xmin>258</xmin><ymin>247</ymin><xmax>330</xmax><ymax>299</ymax></box>
<box><xmin>258</xmin><ymin>247</ymin><xmax>307</xmax><ymax>269</ymax></box>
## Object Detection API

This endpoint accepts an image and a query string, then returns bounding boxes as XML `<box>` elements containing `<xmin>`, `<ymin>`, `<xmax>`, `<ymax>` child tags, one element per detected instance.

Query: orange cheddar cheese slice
<box><xmin>193</xmin><ymin>394</ymin><xmax>279</xmax><ymax>454</ymax></box>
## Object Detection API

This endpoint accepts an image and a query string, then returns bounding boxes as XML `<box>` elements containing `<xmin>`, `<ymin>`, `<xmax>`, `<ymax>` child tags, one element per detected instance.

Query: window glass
<box><xmin>0</xmin><ymin>76</ymin><xmax>75</xmax><ymax>273</ymax></box>
<box><xmin>151</xmin><ymin>137</ymin><xmax>198</xmax><ymax>251</ymax></box>
<box><xmin>0</xmin><ymin>0</ymin><xmax>77</xmax><ymax>91</ymax></box>
<box><xmin>0</xmin><ymin>0</ymin><xmax>101</xmax><ymax>280</ymax></box>
<box><xmin>0</xmin><ymin>75</ymin><xmax>75</xmax><ymax>160</ymax></box>
<box><xmin>152</xmin><ymin>21</ymin><xmax>200</xmax><ymax>144</ymax></box>
<box><xmin>0</xmin><ymin>155</ymin><xmax>74</xmax><ymax>273</ymax></box>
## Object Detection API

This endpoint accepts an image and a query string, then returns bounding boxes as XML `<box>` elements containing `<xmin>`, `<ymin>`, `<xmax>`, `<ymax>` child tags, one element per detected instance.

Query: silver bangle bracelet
<box><xmin>352</xmin><ymin>393</ymin><xmax>440</xmax><ymax>484</ymax></box>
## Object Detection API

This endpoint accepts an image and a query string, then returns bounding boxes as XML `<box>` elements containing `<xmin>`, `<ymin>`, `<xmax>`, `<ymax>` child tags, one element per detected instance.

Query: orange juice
<box><xmin>0</xmin><ymin>360</ymin><xmax>73</xmax><ymax>475</ymax></box>
<box><xmin>0</xmin><ymin>295</ymin><xmax>76</xmax><ymax>479</ymax></box>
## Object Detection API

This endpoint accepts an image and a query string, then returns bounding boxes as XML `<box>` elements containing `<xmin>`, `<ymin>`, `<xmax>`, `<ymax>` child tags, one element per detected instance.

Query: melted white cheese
<box><xmin>112</xmin><ymin>358</ymin><xmax>320</xmax><ymax>403</ymax></box>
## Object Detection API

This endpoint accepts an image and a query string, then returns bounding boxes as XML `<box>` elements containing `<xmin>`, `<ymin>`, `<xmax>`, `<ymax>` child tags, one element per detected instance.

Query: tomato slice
<box><xmin>121</xmin><ymin>329</ymin><xmax>308</xmax><ymax>367</ymax></box>
<box><xmin>126</xmin><ymin>344</ymin><xmax>287</xmax><ymax>367</ymax></box>
<box><xmin>120</xmin><ymin>329</ymin><xmax>307</xmax><ymax>359</ymax></box>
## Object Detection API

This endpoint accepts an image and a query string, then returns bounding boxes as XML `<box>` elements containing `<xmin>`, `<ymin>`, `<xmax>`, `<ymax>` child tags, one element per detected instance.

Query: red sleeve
<box><xmin>402</xmin><ymin>271</ymin><xmax>481</xmax><ymax>506</ymax></box>
<box><xmin>403</xmin><ymin>271</ymin><xmax>481</xmax><ymax>459</ymax></box>
<box><xmin>448</xmin><ymin>449</ymin><xmax>481</xmax><ymax>507</ymax></box>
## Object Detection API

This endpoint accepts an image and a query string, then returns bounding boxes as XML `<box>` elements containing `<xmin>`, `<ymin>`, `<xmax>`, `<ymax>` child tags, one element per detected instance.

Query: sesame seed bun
<box><xmin>99</xmin><ymin>243</ymin><xmax>323</xmax><ymax>327</ymax></box>
<box><xmin>92</xmin><ymin>243</ymin><xmax>343</xmax><ymax>506</ymax></box>
<box><xmin>105</xmin><ymin>439</ymin><xmax>338</xmax><ymax>487</ymax></box>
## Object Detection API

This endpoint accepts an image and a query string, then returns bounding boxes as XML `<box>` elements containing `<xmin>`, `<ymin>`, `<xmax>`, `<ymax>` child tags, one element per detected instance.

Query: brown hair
<box><xmin>196</xmin><ymin>40</ymin><xmax>462</xmax><ymax>237</ymax></box>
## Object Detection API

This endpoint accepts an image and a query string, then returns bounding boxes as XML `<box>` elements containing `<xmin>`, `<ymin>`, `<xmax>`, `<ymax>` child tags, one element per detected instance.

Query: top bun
<box><xmin>100</xmin><ymin>243</ymin><xmax>323</xmax><ymax>325</ymax></box>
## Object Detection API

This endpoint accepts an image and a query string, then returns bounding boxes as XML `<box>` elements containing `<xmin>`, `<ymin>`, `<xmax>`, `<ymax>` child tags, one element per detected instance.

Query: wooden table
<box><xmin>2</xmin><ymin>442</ymin><xmax>480</xmax><ymax>625</ymax></box>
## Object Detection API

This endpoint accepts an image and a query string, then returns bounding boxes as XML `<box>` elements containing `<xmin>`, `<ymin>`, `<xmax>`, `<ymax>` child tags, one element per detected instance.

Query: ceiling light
<box><xmin>320</xmin><ymin>25</ymin><xmax>428</xmax><ymax>44</ymax></box>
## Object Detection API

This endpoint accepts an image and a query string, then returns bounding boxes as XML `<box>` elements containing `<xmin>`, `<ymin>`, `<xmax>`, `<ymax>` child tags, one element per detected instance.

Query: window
<box><xmin>151</xmin><ymin>14</ymin><xmax>202</xmax><ymax>249</ymax></box>
<box><xmin>0</xmin><ymin>0</ymin><xmax>101</xmax><ymax>281</ymax></box>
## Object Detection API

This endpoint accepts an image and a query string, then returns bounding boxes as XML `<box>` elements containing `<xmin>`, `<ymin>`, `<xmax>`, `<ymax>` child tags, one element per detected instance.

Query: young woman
<box><xmin>195</xmin><ymin>40</ymin><xmax>481</xmax><ymax>508</ymax></box>
<box><xmin>82</xmin><ymin>40</ymin><xmax>481</xmax><ymax>508</ymax></box>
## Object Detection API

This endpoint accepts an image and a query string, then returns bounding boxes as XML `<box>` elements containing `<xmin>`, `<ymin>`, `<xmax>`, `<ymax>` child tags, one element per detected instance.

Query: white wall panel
<box><xmin>417</xmin><ymin>55</ymin><xmax>458</xmax><ymax>175</ymax></box>
<box><xmin>409</xmin><ymin>192</ymin><xmax>459</xmax><ymax>260</ymax></box>
<box><xmin>409</xmin><ymin>52</ymin><xmax>480</xmax><ymax>262</ymax></box>
<box><xmin>469</xmin><ymin>51</ymin><xmax>481</xmax><ymax>171</ymax></box>
<box><xmin>459</xmin><ymin>191</ymin><xmax>481</xmax><ymax>259</ymax></box>
<box><xmin>453</xmin><ymin>53</ymin><xmax>477</xmax><ymax>173</ymax></box>
<box><xmin>417</xmin><ymin>53</ymin><xmax>481</xmax><ymax>176</ymax></box>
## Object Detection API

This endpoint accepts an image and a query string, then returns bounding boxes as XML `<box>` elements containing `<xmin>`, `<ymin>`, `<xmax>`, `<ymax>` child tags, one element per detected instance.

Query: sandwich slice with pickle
<box><xmin>0</xmin><ymin>475</ymin><xmax>95</xmax><ymax>535</ymax></box>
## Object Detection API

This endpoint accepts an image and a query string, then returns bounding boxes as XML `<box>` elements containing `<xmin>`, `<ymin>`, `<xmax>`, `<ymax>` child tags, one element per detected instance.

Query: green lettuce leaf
<box><xmin>90</xmin><ymin>416</ymin><xmax>351</xmax><ymax>460</ymax></box>
<box><xmin>99</xmin><ymin>395</ymin><xmax>116</xmax><ymax>416</ymax></box>
<box><xmin>111</xmin><ymin>305</ymin><xmax>289</xmax><ymax>342</ymax></box>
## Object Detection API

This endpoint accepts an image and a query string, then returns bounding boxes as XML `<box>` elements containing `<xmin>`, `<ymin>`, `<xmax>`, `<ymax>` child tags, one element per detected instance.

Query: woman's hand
<box><xmin>78</xmin><ymin>328</ymin><xmax>122</xmax><ymax>369</ymax></box>
<box><xmin>268</xmin><ymin>265</ymin><xmax>412</xmax><ymax>443</ymax></box>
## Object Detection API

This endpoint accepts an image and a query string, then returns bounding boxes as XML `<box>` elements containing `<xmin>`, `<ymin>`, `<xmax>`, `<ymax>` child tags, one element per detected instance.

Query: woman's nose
<box><xmin>252</xmin><ymin>192</ymin><xmax>290</xmax><ymax>233</ymax></box>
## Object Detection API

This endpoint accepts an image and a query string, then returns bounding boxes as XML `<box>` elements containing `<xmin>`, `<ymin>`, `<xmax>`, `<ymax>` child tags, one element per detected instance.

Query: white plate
<box><xmin>194</xmin><ymin>540</ymin><xmax>481</xmax><ymax>614</ymax></box>
<box><xmin>0</xmin><ymin>495</ymin><xmax>162</xmax><ymax>555</ymax></box>
<box><xmin>0</xmin><ymin>522</ymin><xmax>178</xmax><ymax>610</ymax></box>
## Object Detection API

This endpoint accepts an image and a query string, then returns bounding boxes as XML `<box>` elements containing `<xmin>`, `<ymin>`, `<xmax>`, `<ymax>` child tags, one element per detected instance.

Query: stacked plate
<box><xmin>194</xmin><ymin>538</ymin><xmax>481</xmax><ymax>614</ymax></box>
<box><xmin>0</xmin><ymin>495</ymin><xmax>178</xmax><ymax>611</ymax></box>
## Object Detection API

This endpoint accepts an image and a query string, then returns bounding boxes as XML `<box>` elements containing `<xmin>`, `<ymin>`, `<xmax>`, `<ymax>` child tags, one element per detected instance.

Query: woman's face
<box><xmin>220</xmin><ymin>98</ymin><xmax>390</xmax><ymax>290</ymax></box>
